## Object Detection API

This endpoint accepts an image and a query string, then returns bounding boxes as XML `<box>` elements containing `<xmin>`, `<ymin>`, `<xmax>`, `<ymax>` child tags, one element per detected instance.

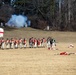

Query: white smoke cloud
<box><xmin>6</xmin><ymin>14</ymin><xmax>31</xmax><ymax>28</ymax></box>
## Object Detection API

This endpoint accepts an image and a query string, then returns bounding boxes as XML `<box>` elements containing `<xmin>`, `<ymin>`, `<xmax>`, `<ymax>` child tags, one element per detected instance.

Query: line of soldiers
<box><xmin>0</xmin><ymin>38</ymin><xmax>27</xmax><ymax>49</ymax></box>
<box><xmin>0</xmin><ymin>37</ymin><xmax>46</xmax><ymax>50</ymax></box>
<box><xmin>29</xmin><ymin>37</ymin><xmax>46</xmax><ymax>48</ymax></box>
<box><xmin>0</xmin><ymin>37</ymin><xmax>56</xmax><ymax>50</ymax></box>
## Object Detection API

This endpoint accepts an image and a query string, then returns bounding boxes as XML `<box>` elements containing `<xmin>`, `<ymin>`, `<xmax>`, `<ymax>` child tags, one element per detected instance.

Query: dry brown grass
<box><xmin>0</xmin><ymin>27</ymin><xmax>76</xmax><ymax>75</ymax></box>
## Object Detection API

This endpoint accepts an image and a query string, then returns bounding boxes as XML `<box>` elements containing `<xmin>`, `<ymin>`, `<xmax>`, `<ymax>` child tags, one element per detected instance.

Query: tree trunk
<box><xmin>59</xmin><ymin>0</ymin><xmax>62</xmax><ymax>29</ymax></box>
<box><xmin>68</xmin><ymin>0</ymin><xmax>71</xmax><ymax>23</ymax></box>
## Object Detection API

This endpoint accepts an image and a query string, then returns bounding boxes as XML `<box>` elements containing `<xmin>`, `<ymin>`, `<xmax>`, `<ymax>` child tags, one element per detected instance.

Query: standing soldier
<box><xmin>10</xmin><ymin>38</ymin><xmax>14</xmax><ymax>49</ymax></box>
<box><xmin>33</xmin><ymin>38</ymin><xmax>37</xmax><ymax>48</ymax></box>
<box><xmin>23</xmin><ymin>38</ymin><xmax>27</xmax><ymax>48</ymax></box>
<box><xmin>41</xmin><ymin>38</ymin><xmax>46</xmax><ymax>47</ymax></box>
<box><xmin>5</xmin><ymin>38</ymin><xmax>10</xmax><ymax>49</ymax></box>
<box><xmin>1</xmin><ymin>38</ymin><xmax>5</xmax><ymax>50</ymax></box>
<box><xmin>47</xmin><ymin>37</ymin><xmax>52</xmax><ymax>50</ymax></box>
<box><xmin>19</xmin><ymin>38</ymin><xmax>23</xmax><ymax>49</ymax></box>
<box><xmin>52</xmin><ymin>38</ymin><xmax>56</xmax><ymax>50</ymax></box>
<box><xmin>43</xmin><ymin>38</ymin><xmax>46</xmax><ymax>47</ymax></box>
<box><xmin>29</xmin><ymin>38</ymin><xmax>32</xmax><ymax>48</ymax></box>
<box><xmin>29</xmin><ymin>37</ymin><xmax>33</xmax><ymax>48</ymax></box>
<box><xmin>0</xmin><ymin>38</ymin><xmax>2</xmax><ymax>48</ymax></box>
<box><xmin>37</xmin><ymin>38</ymin><xmax>42</xmax><ymax>48</ymax></box>
<box><xmin>14</xmin><ymin>38</ymin><xmax>18</xmax><ymax>49</ymax></box>
<box><xmin>31</xmin><ymin>37</ymin><xmax>34</xmax><ymax>48</ymax></box>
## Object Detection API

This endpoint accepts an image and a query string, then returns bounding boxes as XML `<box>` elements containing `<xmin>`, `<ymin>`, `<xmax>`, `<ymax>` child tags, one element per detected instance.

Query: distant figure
<box><xmin>14</xmin><ymin>38</ymin><xmax>18</xmax><ymax>49</ymax></box>
<box><xmin>1</xmin><ymin>22</ymin><xmax>4</xmax><ymax>27</ymax></box>
<box><xmin>37</xmin><ymin>38</ymin><xmax>42</xmax><ymax>47</ymax></box>
<box><xmin>1</xmin><ymin>38</ymin><xmax>5</xmax><ymax>50</ymax></box>
<box><xmin>47</xmin><ymin>37</ymin><xmax>57</xmax><ymax>50</ymax></box>
<box><xmin>47</xmin><ymin>37</ymin><xmax>52</xmax><ymax>50</ymax></box>
<box><xmin>24</xmin><ymin>23</ymin><xmax>27</xmax><ymax>27</ymax></box>
<box><xmin>29</xmin><ymin>37</ymin><xmax>34</xmax><ymax>48</ymax></box>
<box><xmin>52</xmin><ymin>38</ymin><xmax>56</xmax><ymax>50</ymax></box>
<box><xmin>19</xmin><ymin>38</ymin><xmax>23</xmax><ymax>49</ymax></box>
<box><xmin>10</xmin><ymin>38</ymin><xmax>14</xmax><ymax>49</ymax></box>
<box><xmin>41</xmin><ymin>38</ymin><xmax>46</xmax><ymax>47</ymax></box>
<box><xmin>47</xmin><ymin>26</ymin><xmax>50</xmax><ymax>30</ymax></box>
<box><xmin>5</xmin><ymin>38</ymin><xmax>10</xmax><ymax>49</ymax></box>
<box><xmin>33</xmin><ymin>38</ymin><xmax>37</xmax><ymax>48</ymax></box>
<box><xmin>23</xmin><ymin>38</ymin><xmax>27</xmax><ymax>48</ymax></box>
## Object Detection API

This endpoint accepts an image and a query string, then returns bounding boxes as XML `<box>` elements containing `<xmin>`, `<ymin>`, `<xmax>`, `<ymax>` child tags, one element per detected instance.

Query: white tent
<box><xmin>0</xmin><ymin>28</ymin><xmax>4</xmax><ymax>37</ymax></box>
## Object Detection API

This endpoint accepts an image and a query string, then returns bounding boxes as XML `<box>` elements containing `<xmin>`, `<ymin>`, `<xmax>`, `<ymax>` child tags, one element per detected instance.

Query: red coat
<box><xmin>60</xmin><ymin>52</ymin><xmax>68</xmax><ymax>55</ymax></box>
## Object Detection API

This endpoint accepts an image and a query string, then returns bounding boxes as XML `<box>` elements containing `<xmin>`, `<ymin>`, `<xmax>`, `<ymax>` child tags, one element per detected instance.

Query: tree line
<box><xmin>0</xmin><ymin>0</ymin><xmax>76</xmax><ymax>31</ymax></box>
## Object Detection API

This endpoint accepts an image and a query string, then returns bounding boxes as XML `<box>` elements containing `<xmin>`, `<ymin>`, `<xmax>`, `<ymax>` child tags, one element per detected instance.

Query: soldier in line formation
<box><xmin>0</xmin><ymin>37</ymin><xmax>46</xmax><ymax>50</ymax></box>
<box><xmin>47</xmin><ymin>37</ymin><xmax>56</xmax><ymax>50</ymax></box>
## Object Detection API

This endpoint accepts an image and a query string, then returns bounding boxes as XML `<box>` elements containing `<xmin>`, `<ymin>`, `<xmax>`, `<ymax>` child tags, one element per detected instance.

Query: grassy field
<box><xmin>0</xmin><ymin>27</ymin><xmax>76</xmax><ymax>75</ymax></box>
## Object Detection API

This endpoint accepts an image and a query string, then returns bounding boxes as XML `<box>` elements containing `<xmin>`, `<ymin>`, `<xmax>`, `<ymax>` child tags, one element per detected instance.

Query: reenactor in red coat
<box><xmin>33</xmin><ymin>38</ymin><xmax>37</xmax><ymax>48</ymax></box>
<box><xmin>19</xmin><ymin>38</ymin><xmax>23</xmax><ymax>48</ymax></box>
<box><xmin>37</xmin><ymin>38</ymin><xmax>42</xmax><ymax>47</ymax></box>
<box><xmin>10</xmin><ymin>38</ymin><xmax>14</xmax><ymax>49</ymax></box>
<box><xmin>5</xmin><ymin>38</ymin><xmax>10</xmax><ymax>49</ymax></box>
<box><xmin>14</xmin><ymin>38</ymin><xmax>18</xmax><ymax>49</ymax></box>
<box><xmin>1</xmin><ymin>38</ymin><xmax>5</xmax><ymax>49</ymax></box>
<box><xmin>23</xmin><ymin>38</ymin><xmax>27</xmax><ymax>48</ymax></box>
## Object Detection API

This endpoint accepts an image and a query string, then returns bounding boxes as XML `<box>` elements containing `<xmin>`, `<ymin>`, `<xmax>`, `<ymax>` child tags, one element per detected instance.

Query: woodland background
<box><xmin>0</xmin><ymin>0</ymin><xmax>76</xmax><ymax>31</ymax></box>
